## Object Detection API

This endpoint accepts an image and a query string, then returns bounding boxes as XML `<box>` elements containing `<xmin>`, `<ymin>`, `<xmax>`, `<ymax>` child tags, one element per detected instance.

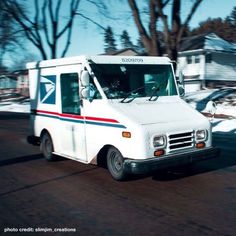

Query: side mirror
<box><xmin>81</xmin><ymin>87</ymin><xmax>90</xmax><ymax>99</ymax></box>
<box><xmin>81</xmin><ymin>70</ymin><xmax>90</xmax><ymax>87</ymax></box>
<box><xmin>177</xmin><ymin>72</ymin><xmax>185</xmax><ymax>97</ymax></box>
<box><xmin>80</xmin><ymin>70</ymin><xmax>90</xmax><ymax>100</ymax></box>
<box><xmin>178</xmin><ymin>86</ymin><xmax>185</xmax><ymax>97</ymax></box>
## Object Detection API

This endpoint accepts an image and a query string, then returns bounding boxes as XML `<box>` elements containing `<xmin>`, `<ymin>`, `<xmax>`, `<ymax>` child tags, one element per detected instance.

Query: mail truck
<box><xmin>27</xmin><ymin>56</ymin><xmax>218</xmax><ymax>180</ymax></box>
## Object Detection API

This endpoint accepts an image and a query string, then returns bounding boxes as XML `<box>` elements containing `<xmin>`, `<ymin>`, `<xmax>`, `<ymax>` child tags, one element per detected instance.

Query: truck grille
<box><xmin>168</xmin><ymin>131</ymin><xmax>193</xmax><ymax>151</ymax></box>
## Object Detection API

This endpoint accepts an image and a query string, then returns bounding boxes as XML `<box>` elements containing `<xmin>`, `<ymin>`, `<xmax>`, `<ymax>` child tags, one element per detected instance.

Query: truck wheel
<box><xmin>40</xmin><ymin>132</ymin><xmax>55</xmax><ymax>161</ymax></box>
<box><xmin>107</xmin><ymin>147</ymin><xmax>127</xmax><ymax>181</ymax></box>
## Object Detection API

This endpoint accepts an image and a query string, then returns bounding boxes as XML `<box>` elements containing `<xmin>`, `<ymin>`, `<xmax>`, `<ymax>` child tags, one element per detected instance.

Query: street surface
<box><xmin>0</xmin><ymin>112</ymin><xmax>235</xmax><ymax>236</ymax></box>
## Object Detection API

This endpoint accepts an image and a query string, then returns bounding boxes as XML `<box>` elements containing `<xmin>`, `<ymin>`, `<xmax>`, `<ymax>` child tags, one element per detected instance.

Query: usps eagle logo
<box><xmin>40</xmin><ymin>75</ymin><xmax>56</xmax><ymax>104</ymax></box>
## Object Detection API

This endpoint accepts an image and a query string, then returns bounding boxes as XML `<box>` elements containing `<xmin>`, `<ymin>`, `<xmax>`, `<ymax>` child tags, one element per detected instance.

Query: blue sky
<box><xmin>67</xmin><ymin>0</ymin><xmax>236</xmax><ymax>56</ymax></box>
<box><xmin>5</xmin><ymin>0</ymin><xmax>236</xmax><ymax>65</ymax></box>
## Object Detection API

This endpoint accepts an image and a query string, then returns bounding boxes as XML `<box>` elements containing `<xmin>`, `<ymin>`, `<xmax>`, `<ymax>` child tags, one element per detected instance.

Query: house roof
<box><xmin>102</xmin><ymin>48</ymin><xmax>139</xmax><ymax>56</ymax></box>
<box><xmin>179</xmin><ymin>33</ymin><xmax>236</xmax><ymax>53</ymax></box>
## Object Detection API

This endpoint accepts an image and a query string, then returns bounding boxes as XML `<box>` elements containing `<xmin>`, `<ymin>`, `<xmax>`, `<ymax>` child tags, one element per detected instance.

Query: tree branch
<box><xmin>75</xmin><ymin>12</ymin><xmax>106</xmax><ymax>31</ymax></box>
<box><xmin>42</xmin><ymin>0</ymin><xmax>52</xmax><ymax>47</ymax></box>
<box><xmin>55</xmin><ymin>0</ymin><xmax>62</xmax><ymax>22</ymax></box>
<box><xmin>61</xmin><ymin>21</ymin><xmax>73</xmax><ymax>58</ymax></box>
<box><xmin>178</xmin><ymin>0</ymin><xmax>203</xmax><ymax>43</ymax></box>
<box><xmin>57</xmin><ymin>0</ymin><xmax>80</xmax><ymax>39</ymax></box>
<box><xmin>48</xmin><ymin>0</ymin><xmax>58</xmax><ymax>58</ymax></box>
<box><xmin>183</xmin><ymin>0</ymin><xmax>204</xmax><ymax>27</ymax></box>
<box><xmin>163</xmin><ymin>0</ymin><xmax>171</xmax><ymax>7</ymax></box>
<box><xmin>60</xmin><ymin>0</ymin><xmax>80</xmax><ymax>57</ymax></box>
<box><xmin>128</xmin><ymin>0</ymin><xmax>153</xmax><ymax>53</ymax></box>
<box><xmin>149</xmin><ymin>0</ymin><xmax>159</xmax><ymax>55</ymax></box>
<box><xmin>33</xmin><ymin>0</ymin><xmax>43</xmax><ymax>47</ymax></box>
<box><xmin>172</xmin><ymin>0</ymin><xmax>181</xmax><ymax>35</ymax></box>
<box><xmin>156</xmin><ymin>0</ymin><xmax>171</xmax><ymax>46</ymax></box>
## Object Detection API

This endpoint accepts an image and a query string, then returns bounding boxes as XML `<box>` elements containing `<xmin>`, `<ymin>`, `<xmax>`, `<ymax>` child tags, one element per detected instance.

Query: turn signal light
<box><xmin>154</xmin><ymin>149</ymin><xmax>165</xmax><ymax>157</ymax></box>
<box><xmin>122</xmin><ymin>131</ymin><xmax>131</xmax><ymax>138</ymax></box>
<box><xmin>196</xmin><ymin>142</ymin><xmax>205</xmax><ymax>148</ymax></box>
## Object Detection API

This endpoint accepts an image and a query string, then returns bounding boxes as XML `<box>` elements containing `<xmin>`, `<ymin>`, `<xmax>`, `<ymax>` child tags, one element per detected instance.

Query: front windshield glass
<box><xmin>90</xmin><ymin>64</ymin><xmax>177</xmax><ymax>100</ymax></box>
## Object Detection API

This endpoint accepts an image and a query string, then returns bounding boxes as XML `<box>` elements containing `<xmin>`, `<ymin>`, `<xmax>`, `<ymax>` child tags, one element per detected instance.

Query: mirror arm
<box><xmin>79</xmin><ymin>98</ymin><xmax>84</xmax><ymax>107</ymax></box>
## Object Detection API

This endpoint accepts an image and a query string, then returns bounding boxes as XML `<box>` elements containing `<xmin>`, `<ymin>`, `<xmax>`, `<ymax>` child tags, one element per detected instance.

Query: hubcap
<box><xmin>45</xmin><ymin>138</ymin><xmax>52</xmax><ymax>156</ymax></box>
<box><xmin>111</xmin><ymin>152</ymin><xmax>123</xmax><ymax>172</ymax></box>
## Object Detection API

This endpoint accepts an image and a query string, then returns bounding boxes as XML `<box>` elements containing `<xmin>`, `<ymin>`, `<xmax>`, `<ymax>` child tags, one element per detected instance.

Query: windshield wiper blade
<box><xmin>149</xmin><ymin>87</ymin><xmax>160</xmax><ymax>101</ymax></box>
<box><xmin>121</xmin><ymin>86</ymin><xmax>145</xmax><ymax>103</ymax></box>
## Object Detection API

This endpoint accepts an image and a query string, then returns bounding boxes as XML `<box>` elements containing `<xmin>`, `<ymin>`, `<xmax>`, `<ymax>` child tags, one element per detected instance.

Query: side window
<box><xmin>60</xmin><ymin>73</ymin><xmax>80</xmax><ymax>114</ymax></box>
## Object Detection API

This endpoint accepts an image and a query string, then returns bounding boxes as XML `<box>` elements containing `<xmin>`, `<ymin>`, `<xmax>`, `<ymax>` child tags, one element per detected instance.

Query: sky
<box><xmin>4</xmin><ymin>0</ymin><xmax>236</xmax><ymax>66</ymax></box>
<box><xmin>67</xmin><ymin>0</ymin><xmax>236</xmax><ymax>56</ymax></box>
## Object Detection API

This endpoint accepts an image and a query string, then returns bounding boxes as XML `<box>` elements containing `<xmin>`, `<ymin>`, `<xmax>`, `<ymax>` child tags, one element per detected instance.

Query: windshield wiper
<box><xmin>121</xmin><ymin>86</ymin><xmax>145</xmax><ymax>103</ymax></box>
<box><xmin>148</xmin><ymin>87</ymin><xmax>160</xmax><ymax>101</ymax></box>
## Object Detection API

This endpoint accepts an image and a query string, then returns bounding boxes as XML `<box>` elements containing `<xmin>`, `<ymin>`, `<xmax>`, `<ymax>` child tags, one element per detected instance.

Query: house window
<box><xmin>187</xmin><ymin>56</ymin><xmax>192</xmax><ymax>64</ymax></box>
<box><xmin>186</xmin><ymin>55</ymin><xmax>200</xmax><ymax>64</ymax></box>
<box><xmin>206</xmin><ymin>54</ymin><xmax>212</xmax><ymax>63</ymax></box>
<box><xmin>195</xmin><ymin>55</ymin><xmax>200</xmax><ymax>63</ymax></box>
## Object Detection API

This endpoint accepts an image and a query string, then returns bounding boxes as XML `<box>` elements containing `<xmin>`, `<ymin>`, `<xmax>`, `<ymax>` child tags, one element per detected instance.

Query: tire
<box><xmin>40</xmin><ymin>132</ymin><xmax>55</xmax><ymax>161</ymax></box>
<box><xmin>107</xmin><ymin>147</ymin><xmax>127</xmax><ymax>181</ymax></box>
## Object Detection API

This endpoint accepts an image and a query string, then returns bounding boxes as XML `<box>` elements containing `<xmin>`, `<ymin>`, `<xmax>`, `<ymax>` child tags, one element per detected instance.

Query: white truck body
<box><xmin>27</xmin><ymin>55</ymin><xmax>218</xmax><ymax>180</ymax></box>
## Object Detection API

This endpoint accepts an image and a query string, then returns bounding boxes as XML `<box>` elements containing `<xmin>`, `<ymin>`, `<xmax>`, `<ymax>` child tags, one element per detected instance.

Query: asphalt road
<box><xmin>0</xmin><ymin>112</ymin><xmax>235</xmax><ymax>236</ymax></box>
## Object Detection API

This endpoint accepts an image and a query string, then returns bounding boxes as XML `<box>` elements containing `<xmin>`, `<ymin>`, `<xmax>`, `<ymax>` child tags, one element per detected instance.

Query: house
<box><xmin>177</xmin><ymin>33</ymin><xmax>236</xmax><ymax>92</ymax></box>
<box><xmin>0</xmin><ymin>74</ymin><xmax>17</xmax><ymax>94</ymax></box>
<box><xmin>0</xmin><ymin>70</ymin><xmax>29</xmax><ymax>96</ymax></box>
<box><xmin>102</xmin><ymin>48</ymin><xmax>139</xmax><ymax>56</ymax></box>
<box><xmin>14</xmin><ymin>70</ymin><xmax>29</xmax><ymax>96</ymax></box>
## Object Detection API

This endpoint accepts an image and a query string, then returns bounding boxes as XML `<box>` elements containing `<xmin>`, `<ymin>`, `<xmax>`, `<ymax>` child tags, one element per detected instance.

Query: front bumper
<box><xmin>124</xmin><ymin>147</ymin><xmax>220</xmax><ymax>174</ymax></box>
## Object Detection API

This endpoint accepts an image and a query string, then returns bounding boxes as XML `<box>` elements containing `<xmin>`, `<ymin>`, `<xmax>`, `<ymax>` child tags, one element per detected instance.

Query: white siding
<box><xmin>205</xmin><ymin>52</ymin><xmax>236</xmax><ymax>81</ymax></box>
<box><xmin>177</xmin><ymin>54</ymin><xmax>205</xmax><ymax>80</ymax></box>
<box><xmin>177</xmin><ymin>54</ymin><xmax>205</xmax><ymax>92</ymax></box>
<box><xmin>185</xmin><ymin>80</ymin><xmax>201</xmax><ymax>92</ymax></box>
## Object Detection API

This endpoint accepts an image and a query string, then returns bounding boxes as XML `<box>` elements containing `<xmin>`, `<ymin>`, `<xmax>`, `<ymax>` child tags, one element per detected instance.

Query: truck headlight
<box><xmin>196</xmin><ymin>130</ymin><xmax>207</xmax><ymax>141</ymax></box>
<box><xmin>153</xmin><ymin>135</ymin><xmax>166</xmax><ymax>148</ymax></box>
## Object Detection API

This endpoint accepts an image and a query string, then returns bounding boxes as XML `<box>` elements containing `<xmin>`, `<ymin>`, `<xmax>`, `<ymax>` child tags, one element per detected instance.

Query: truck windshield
<box><xmin>90</xmin><ymin>64</ymin><xmax>177</xmax><ymax>100</ymax></box>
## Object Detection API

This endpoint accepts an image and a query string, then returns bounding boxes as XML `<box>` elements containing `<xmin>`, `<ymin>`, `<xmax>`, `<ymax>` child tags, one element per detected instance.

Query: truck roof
<box><xmin>26</xmin><ymin>55</ymin><xmax>172</xmax><ymax>69</ymax></box>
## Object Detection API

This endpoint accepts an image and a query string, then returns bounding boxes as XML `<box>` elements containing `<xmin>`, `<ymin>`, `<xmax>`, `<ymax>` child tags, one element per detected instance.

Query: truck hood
<box><xmin>111</xmin><ymin>96</ymin><xmax>206</xmax><ymax>126</ymax></box>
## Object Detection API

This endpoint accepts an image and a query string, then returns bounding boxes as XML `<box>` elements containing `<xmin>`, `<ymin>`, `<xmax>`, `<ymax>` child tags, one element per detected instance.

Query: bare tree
<box><xmin>128</xmin><ymin>0</ymin><xmax>204</xmax><ymax>63</ymax></box>
<box><xmin>3</xmin><ymin>0</ymin><xmax>80</xmax><ymax>60</ymax></box>
<box><xmin>0</xmin><ymin>0</ymin><xmax>25</xmax><ymax>70</ymax></box>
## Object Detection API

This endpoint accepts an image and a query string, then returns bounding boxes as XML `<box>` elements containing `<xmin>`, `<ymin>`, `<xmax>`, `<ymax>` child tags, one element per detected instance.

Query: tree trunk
<box><xmin>4</xmin><ymin>0</ymin><xmax>80</xmax><ymax>60</ymax></box>
<box><xmin>128</xmin><ymin>0</ymin><xmax>204</xmax><ymax>66</ymax></box>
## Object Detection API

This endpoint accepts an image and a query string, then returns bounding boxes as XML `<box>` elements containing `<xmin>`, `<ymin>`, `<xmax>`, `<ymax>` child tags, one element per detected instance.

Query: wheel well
<box><xmin>40</xmin><ymin>129</ymin><xmax>53</xmax><ymax>148</ymax></box>
<box><xmin>40</xmin><ymin>129</ymin><xmax>55</xmax><ymax>161</ymax></box>
<box><xmin>97</xmin><ymin>145</ymin><xmax>113</xmax><ymax>168</ymax></box>
<box><xmin>40</xmin><ymin>129</ymin><xmax>50</xmax><ymax>139</ymax></box>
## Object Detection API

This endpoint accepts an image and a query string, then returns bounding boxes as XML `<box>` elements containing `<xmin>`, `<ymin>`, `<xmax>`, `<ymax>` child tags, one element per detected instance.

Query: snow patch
<box><xmin>0</xmin><ymin>102</ymin><xmax>30</xmax><ymax>113</ymax></box>
<box><xmin>212</xmin><ymin>119</ymin><xmax>236</xmax><ymax>135</ymax></box>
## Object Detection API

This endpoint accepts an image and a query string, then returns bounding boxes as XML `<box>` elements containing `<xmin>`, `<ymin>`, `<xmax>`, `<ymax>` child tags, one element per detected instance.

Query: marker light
<box><xmin>154</xmin><ymin>149</ymin><xmax>165</xmax><ymax>157</ymax></box>
<box><xmin>122</xmin><ymin>131</ymin><xmax>131</xmax><ymax>138</ymax></box>
<box><xmin>196</xmin><ymin>142</ymin><xmax>205</xmax><ymax>148</ymax></box>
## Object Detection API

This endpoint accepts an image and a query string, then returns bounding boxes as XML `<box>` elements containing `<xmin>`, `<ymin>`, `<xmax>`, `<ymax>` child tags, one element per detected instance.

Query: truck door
<box><xmin>59</xmin><ymin>70</ymin><xmax>87</xmax><ymax>162</ymax></box>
